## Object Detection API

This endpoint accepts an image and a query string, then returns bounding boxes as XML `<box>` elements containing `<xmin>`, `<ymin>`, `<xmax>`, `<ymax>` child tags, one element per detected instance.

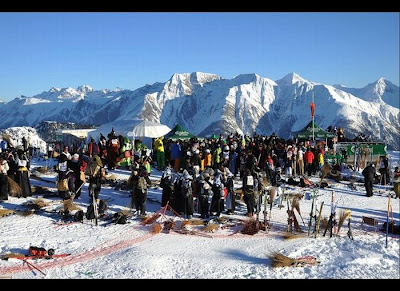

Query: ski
<box><xmin>308</xmin><ymin>190</ymin><xmax>316</xmax><ymax>236</ymax></box>
<box><xmin>314</xmin><ymin>201</ymin><xmax>324</xmax><ymax>238</ymax></box>
<box><xmin>1</xmin><ymin>253</ymin><xmax>70</xmax><ymax>261</ymax></box>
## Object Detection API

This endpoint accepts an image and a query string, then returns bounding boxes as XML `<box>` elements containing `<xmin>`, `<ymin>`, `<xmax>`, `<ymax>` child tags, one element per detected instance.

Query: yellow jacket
<box><xmin>154</xmin><ymin>138</ymin><xmax>164</xmax><ymax>153</ymax></box>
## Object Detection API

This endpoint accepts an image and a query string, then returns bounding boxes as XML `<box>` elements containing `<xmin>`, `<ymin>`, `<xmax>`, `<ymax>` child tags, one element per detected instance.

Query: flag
<box><xmin>310</xmin><ymin>102</ymin><xmax>315</xmax><ymax>118</ymax></box>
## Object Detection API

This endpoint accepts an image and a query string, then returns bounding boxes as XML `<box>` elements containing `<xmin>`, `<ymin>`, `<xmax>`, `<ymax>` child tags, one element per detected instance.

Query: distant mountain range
<box><xmin>0</xmin><ymin>72</ymin><xmax>398</xmax><ymax>149</ymax></box>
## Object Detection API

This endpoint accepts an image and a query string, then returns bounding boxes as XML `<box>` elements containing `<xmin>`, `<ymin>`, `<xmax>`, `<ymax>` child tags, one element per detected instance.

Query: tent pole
<box><xmin>312</xmin><ymin>93</ymin><xmax>315</xmax><ymax>141</ymax></box>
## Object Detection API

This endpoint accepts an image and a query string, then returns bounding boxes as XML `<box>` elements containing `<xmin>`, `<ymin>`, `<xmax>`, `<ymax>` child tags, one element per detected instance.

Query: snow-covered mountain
<box><xmin>333</xmin><ymin>77</ymin><xmax>399</xmax><ymax>108</ymax></box>
<box><xmin>0</xmin><ymin>72</ymin><xmax>399</xmax><ymax>149</ymax></box>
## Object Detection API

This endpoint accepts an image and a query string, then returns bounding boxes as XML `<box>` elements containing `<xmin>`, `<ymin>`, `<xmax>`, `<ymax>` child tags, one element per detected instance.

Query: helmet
<box><xmin>195</xmin><ymin>149</ymin><xmax>200</xmax><ymax>154</ymax></box>
<box><xmin>224</xmin><ymin>145</ymin><xmax>229</xmax><ymax>151</ymax></box>
<box><xmin>186</xmin><ymin>151</ymin><xmax>192</xmax><ymax>157</ymax></box>
<box><xmin>205</xmin><ymin>149</ymin><xmax>210</xmax><ymax>153</ymax></box>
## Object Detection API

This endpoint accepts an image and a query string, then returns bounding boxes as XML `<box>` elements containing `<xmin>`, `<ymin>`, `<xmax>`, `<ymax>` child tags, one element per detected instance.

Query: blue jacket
<box><xmin>170</xmin><ymin>143</ymin><xmax>182</xmax><ymax>159</ymax></box>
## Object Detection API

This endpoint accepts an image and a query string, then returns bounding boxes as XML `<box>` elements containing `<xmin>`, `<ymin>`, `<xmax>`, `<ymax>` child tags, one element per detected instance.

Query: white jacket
<box><xmin>0</xmin><ymin>160</ymin><xmax>9</xmax><ymax>174</ymax></box>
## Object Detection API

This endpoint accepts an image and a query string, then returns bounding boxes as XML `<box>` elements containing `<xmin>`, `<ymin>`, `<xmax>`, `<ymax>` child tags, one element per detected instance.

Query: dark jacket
<box><xmin>362</xmin><ymin>165</ymin><xmax>375</xmax><ymax>182</ymax></box>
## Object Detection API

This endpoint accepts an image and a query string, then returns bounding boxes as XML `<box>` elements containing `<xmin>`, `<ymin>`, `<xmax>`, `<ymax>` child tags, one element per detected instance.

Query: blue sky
<box><xmin>0</xmin><ymin>12</ymin><xmax>398</xmax><ymax>101</ymax></box>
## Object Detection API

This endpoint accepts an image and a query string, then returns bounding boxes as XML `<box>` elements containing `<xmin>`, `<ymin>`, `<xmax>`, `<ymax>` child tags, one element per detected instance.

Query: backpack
<box><xmin>112</xmin><ymin>212</ymin><xmax>127</xmax><ymax>224</ymax></box>
<box><xmin>85</xmin><ymin>156</ymin><xmax>101</xmax><ymax>177</ymax></box>
<box><xmin>74</xmin><ymin>210</ymin><xmax>84</xmax><ymax>222</ymax></box>
<box><xmin>181</xmin><ymin>179</ymin><xmax>192</xmax><ymax>197</ymax></box>
<box><xmin>86</xmin><ymin>204</ymin><xmax>95</xmax><ymax>220</ymax></box>
<box><xmin>246</xmin><ymin>175</ymin><xmax>254</xmax><ymax>189</ymax></box>
<box><xmin>98</xmin><ymin>199</ymin><xmax>108</xmax><ymax>215</ymax></box>
<box><xmin>137</xmin><ymin>176</ymin><xmax>148</xmax><ymax>192</ymax></box>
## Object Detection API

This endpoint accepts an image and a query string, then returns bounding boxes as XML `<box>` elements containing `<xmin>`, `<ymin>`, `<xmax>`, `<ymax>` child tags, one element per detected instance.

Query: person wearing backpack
<box><xmin>242</xmin><ymin>169</ymin><xmax>260</xmax><ymax>217</ymax></box>
<box><xmin>179</xmin><ymin>170</ymin><xmax>194</xmax><ymax>219</ymax></box>
<box><xmin>56</xmin><ymin>146</ymin><xmax>74</xmax><ymax>200</ymax></box>
<box><xmin>70</xmin><ymin>153</ymin><xmax>87</xmax><ymax>199</ymax></box>
<box><xmin>106</xmin><ymin>129</ymin><xmax>120</xmax><ymax>170</ymax></box>
<box><xmin>210</xmin><ymin>169</ymin><xmax>225</xmax><ymax>217</ymax></box>
<box><xmin>87</xmin><ymin>155</ymin><xmax>105</xmax><ymax>203</ymax></box>
<box><xmin>160</xmin><ymin>167</ymin><xmax>176</xmax><ymax>207</ymax></box>
<box><xmin>130</xmin><ymin>165</ymin><xmax>151</xmax><ymax>216</ymax></box>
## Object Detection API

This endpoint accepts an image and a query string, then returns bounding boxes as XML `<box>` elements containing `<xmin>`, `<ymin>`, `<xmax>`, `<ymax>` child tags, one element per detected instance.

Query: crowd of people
<box><xmin>0</xmin><ymin>127</ymin><xmax>398</xmax><ymax>220</ymax></box>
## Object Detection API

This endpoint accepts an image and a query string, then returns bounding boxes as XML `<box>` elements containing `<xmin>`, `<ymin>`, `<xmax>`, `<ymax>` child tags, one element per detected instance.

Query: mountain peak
<box><xmin>276</xmin><ymin>72</ymin><xmax>308</xmax><ymax>85</ymax></box>
<box><xmin>77</xmin><ymin>84</ymin><xmax>93</xmax><ymax>93</ymax></box>
<box><xmin>190</xmin><ymin>72</ymin><xmax>222</xmax><ymax>85</ymax></box>
<box><xmin>49</xmin><ymin>87</ymin><xmax>61</xmax><ymax>93</ymax></box>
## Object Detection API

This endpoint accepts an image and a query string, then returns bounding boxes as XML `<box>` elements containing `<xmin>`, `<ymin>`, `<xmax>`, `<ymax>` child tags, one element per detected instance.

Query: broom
<box><xmin>0</xmin><ymin>209</ymin><xmax>15</xmax><ymax>217</ymax></box>
<box><xmin>151</xmin><ymin>222</ymin><xmax>163</xmax><ymax>234</ymax></box>
<box><xmin>241</xmin><ymin>218</ymin><xmax>260</xmax><ymax>235</ymax></box>
<box><xmin>321</xmin><ymin>216</ymin><xmax>329</xmax><ymax>231</ymax></box>
<box><xmin>320</xmin><ymin>164</ymin><xmax>332</xmax><ymax>183</ymax></box>
<box><xmin>1</xmin><ymin>252</ymin><xmax>25</xmax><ymax>260</ymax></box>
<box><xmin>268</xmin><ymin>187</ymin><xmax>276</xmax><ymax>222</ymax></box>
<box><xmin>26</xmin><ymin>198</ymin><xmax>50</xmax><ymax>209</ymax></box>
<box><xmin>337</xmin><ymin>209</ymin><xmax>351</xmax><ymax>234</ymax></box>
<box><xmin>281</xmin><ymin>232</ymin><xmax>308</xmax><ymax>240</ymax></box>
<box><xmin>62</xmin><ymin>198</ymin><xmax>81</xmax><ymax>213</ymax></box>
<box><xmin>203</xmin><ymin>223</ymin><xmax>219</xmax><ymax>233</ymax></box>
<box><xmin>271</xmin><ymin>252</ymin><xmax>320</xmax><ymax>268</ymax></box>
<box><xmin>163</xmin><ymin>219</ymin><xmax>176</xmax><ymax>233</ymax></box>
<box><xmin>8</xmin><ymin>177</ymin><xmax>22</xmax><ymax>198</ymax></box>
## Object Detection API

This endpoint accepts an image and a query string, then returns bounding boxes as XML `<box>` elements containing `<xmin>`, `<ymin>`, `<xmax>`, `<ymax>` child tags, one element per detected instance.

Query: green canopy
<box><xmin>292</xmin><ymin>121</ymin><xmax>335</xmax><ymax>140</ymax></box>
<box><xmin>164</xmin><ymin>124</ymin><xmax>196</xmax><ymax>140</ymax></box>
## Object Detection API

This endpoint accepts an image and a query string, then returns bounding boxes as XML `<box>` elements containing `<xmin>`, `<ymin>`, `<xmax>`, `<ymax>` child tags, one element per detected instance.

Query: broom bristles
<box><xmin>321</xmin><ymin>216</ymin><xmax>329</xmax><ymax>230</ymax></box>
<box><xmin>271</xmin><ymin>252</ymin><xmax>296</xmax><ymax>268</ymax></box>
<box><xmin>1</xmin><ymin>252</ymin><xmax>25</xmax><ymax>260</ymax></box>
<box><xmin>241</xmin><ymin>218</ymin><xmax>260</xmax><ymax>235</ymax></box>
<box><xmin>282</xmin><ymin>232</ymin><xmax>307</xmax><ymax>240</ymax></box>
<box><xmin>269</xmin><ymin>187</ymin><xmax>276</xmax><ymax>204</ymax></box>
<box><xmin>8</xmin><ymin>177</ymin><xmax>22</xmax><ymax>198</ymax></box>
<box><xmin>0</xmin><ymin>209</ymin><xmax>15</xmax><ymax>217</ymax></box>
<box><xmin>321</xmin><ymin>164</ymin><xmax>332</xmax><ymax>181</ymax></box>
<box><xmin>337</xmin><ymin>209</ymin><xmax>351</xmax><ymax>233</ymax></box>
<box><xmin>203</xmin><ymin>223</ymin><xmax>219</xmax><ymax>233</ymax></box>
<box><xmin>184</xmin><ymin>219</ymin><xmax>206</xmax><ymax>226</ymax></box>
<box><xmin>291</xmin><ymin>197</ymin><xmax>301</xmax><ymax>216</ymax></box>
<box><xmin>151</xmin><ymin>223</ymin><xmax>162</xmax><ymax>233</ymax></box>
<box><xmin>62</xmin><ymin>198</ymin><xmax>81</xmax><ymax>213</ymax></box>
<box><xmin>163</xmin><ymin>220</ymin><xmax>176</xmax><ymax>232</ymax></box>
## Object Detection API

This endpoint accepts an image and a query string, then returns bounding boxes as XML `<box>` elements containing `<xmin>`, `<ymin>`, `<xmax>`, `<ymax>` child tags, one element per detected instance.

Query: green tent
<box><xmin>164</xmin><ymin>124</ymin><xmax>196</xmax><ymax>140</ymax></box>
<box><xmin>292</xmin><ymin>121</ymin><xmax>335</xmax><ymax>140</ymax></box>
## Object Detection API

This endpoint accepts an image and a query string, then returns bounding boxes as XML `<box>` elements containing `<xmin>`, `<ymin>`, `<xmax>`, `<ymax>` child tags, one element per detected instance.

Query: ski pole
<box><xmin>23</xmin><ymin>259</ymin><xmax>46</xmax><ymax>276</ymax></box>
<box><xmin>385</xmin><ymin>193</ymin><xmax>391</xmax><ymax>248</ymax></box>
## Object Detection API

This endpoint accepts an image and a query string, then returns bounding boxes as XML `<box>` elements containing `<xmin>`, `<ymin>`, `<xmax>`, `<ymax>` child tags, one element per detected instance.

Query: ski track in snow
<box><xmin>0</xmin><ymin>153</ymin><xmax>399</xmax><ymax>279</ymax></box>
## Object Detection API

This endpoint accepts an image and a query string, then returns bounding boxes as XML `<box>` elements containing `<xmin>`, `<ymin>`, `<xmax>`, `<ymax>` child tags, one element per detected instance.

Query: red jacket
<box><xmin>305</xmin><ymin>151</ymin><xmax>314</xmax><ymax>164</ymax></box>
<box><xmin>88</xmin><ymin>142</ymin><xmax>100</xmax><ymax>156</ymax></box>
